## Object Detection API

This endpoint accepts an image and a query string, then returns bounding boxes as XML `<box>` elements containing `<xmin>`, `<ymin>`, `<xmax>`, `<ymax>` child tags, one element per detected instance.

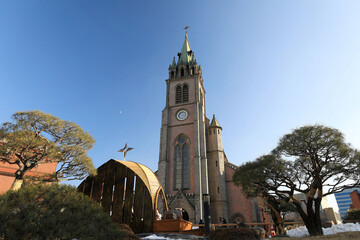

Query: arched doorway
<box><xmin>182</xmin><ymin>209</ymin><xmax>189</xmax><ymax>221</ymax></box>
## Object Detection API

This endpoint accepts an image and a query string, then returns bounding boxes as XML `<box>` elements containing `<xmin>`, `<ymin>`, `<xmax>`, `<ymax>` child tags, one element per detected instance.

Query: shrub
<box><xmin>208</xmin><ymin>227</ymin><xmax>260</xmax><ymax>240</ymax></box>
<box><xmin>0</xmin><ymin>184</ymin><xmax>127</xmax><ymax>240</ymax></box>
<box><xmin>117</xmin><ymin>224</ymin><xmax>140</xmax><ymax>240</ymax></box>
<box><xmin>344</xmin><ymin>209</ymin><xmax>360</xmax><ymax>223</ymax></box>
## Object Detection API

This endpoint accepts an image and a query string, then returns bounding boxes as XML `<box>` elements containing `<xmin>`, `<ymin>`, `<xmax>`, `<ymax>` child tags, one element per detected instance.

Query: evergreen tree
<box><xmin>0</xmin><ymin>111</ymin><xmax>96</xmax><ymax>190</ymax></box>
<box><xmin>234</xmin><ymin>125</ymin><xmax>360</xmax><ymax>236</ymax></box>
<box><xmin>0</xmin><ymin>184</ymin><xmax>127</xmax><ymax>240</ymax></box>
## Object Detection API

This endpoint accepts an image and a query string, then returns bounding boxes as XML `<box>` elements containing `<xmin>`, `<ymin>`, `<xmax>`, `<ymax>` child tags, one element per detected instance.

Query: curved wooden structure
<box><xmin>78</xmin><ymin>159</ymin><xmax>168</xmax><ymax>233</ymax></box>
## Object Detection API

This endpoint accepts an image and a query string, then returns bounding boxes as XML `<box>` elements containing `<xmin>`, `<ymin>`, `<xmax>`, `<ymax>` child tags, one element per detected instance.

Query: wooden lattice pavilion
<box><xmin>78</xmin><ymin>159</ymin><xmax>168</xmax><ymax>233</ymax></box>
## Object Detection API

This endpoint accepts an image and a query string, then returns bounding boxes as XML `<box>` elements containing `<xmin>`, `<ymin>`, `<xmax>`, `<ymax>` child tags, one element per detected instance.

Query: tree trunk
<box><xmin>10</xmin><ymin>178</ymin><xmax>23</xmax><ymax>191</ymax></box>
<box><xmin>292</xmin><ymin>200</ymin><xmax>323</xmax><ymax>236</ymax></box>
<box><xmin>267</xmin><ymin>200</ymin><xmax>286</xmax><ymax>235</ymax></box>
<box><xmin>10</xmin><ymin>170</ymin><xmax>24</xmax><ymax>191</ymax></box>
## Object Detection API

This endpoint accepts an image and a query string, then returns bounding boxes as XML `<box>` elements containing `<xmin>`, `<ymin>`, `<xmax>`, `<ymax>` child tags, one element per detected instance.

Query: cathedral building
<box><xmin>157</xmin><ymin>33</ymin><xmax>268</xmax><ymax>224</ymax></box>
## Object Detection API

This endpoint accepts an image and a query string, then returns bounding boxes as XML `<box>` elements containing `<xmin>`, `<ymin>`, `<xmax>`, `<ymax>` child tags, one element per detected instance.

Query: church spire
<box><xmin>210</xmin><ymin>114</ymin><xmax>222</xmax><ymax>129</ymax></box>
<box><xmin>168</xmin><ymin>31</ymin><xmax>200</xmax><ymax>79</ymax></box>
<box><xmin>177</xmin><ymin>32</ymin><xmax>196</xmax><ymax>65</ymax></box>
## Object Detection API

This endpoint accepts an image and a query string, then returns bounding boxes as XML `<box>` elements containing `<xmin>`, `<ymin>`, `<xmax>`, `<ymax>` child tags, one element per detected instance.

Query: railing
<box><xmin>192</xmin><ymin>222</ymin><xmax>299</xmax><ymax>231</ymax></box>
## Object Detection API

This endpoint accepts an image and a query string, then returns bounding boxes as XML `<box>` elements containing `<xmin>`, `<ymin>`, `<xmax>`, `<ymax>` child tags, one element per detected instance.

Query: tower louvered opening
<box><xmin>176</xmin><ymin>86</ymin><xmax>182</xmax><ymax>103</ymax></box>
<box><xmin>182</xmin><ymin>84</ymin><xmax>189</xmax><ymax>102</ymax></box>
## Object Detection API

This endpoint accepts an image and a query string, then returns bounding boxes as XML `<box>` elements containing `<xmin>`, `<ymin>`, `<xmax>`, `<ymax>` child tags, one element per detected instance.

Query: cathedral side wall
<box><xmin>0</xmin><ymin>162</ymin><xmax>58</xmax><ymax>194</ymax></box>
<box><xmin>225</xmin><ymin>165</ymin><xmax>254</xmax><ymax>223</ymax></box>
<box><xmin>0</xmin><ymin>174</ymin><xmax>15</xmax><ymax>195</ymax></box>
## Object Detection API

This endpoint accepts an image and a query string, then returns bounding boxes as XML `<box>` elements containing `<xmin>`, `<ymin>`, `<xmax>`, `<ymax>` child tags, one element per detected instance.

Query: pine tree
<box><xmin>0</xmin><ymin>184</ymin><xmax>127</xmax><ymax>239</ymax></box>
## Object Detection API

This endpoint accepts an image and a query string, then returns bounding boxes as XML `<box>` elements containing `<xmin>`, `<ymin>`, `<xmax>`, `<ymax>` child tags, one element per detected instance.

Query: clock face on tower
<box><xmin>176</xmin><ymin>110</ymin><xmax>188</xmax><ymax>121</ymax></box>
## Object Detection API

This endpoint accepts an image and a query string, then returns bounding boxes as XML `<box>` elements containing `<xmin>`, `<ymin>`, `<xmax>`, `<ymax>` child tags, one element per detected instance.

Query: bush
<box><xmin>208</xmin><ymin>227</ymin><xmax>260</xmax><ymax>240</ymax></box>
<box><xmin>0</xmin><ymin>184</ymin><xmax>127</xmax><ymax>240</ymax></box>
<box><xmin>117</xmin><ymin>224</ymin><xmax>140</xmax><ymax>240</ymax></box>
<box><xmin>344</xmin><ymin>209</ymin><xmax>360</xmax><ymax>223</ymax></box>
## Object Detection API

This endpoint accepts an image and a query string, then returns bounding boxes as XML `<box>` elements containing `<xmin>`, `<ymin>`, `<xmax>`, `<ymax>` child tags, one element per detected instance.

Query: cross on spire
<box><xmin>184</xmin><ymin>25</ymin><xmax>190</xmax><ymax>33</ymax></box>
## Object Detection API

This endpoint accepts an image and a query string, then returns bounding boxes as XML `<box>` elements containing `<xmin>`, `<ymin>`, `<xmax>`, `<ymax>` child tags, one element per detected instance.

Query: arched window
<box><xmin>174</xmin><ymin>135</ymin><xmax>190</xmax><ymax>190</ymax></box>
<box><xmin>176</xmin><ymin>85</ymin><xmax>182</xmax><ymax>104</ymax></box>
<box><xmin>171</xmin><ymin>71</ymin><xmax>175</xmax><ymax>79</ymax></box>
<box><xmin>182</xmin><ymin>84</ymin><xmax>189</xmax><ymax>102</ymax></box>
<box><xmin>175</xmin><ymin>84</ymin><xmax>189</xmax><ymax>104</ymax></box>
<box><xmin>181</xmin><ymin>68</ymin><xmax>184</xmax><ymax>77</ymax></box>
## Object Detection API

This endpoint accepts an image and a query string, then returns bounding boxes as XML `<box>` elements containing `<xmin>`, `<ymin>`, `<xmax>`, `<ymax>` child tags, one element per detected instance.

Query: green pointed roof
<box><xmin>178</xmin><ymin>33</ymin><xmax>196</xmax><ymax>64</ymax></box>
<box><xmin>210</xmin><ymin>114</ymin><xmax>222</xmax><ymax>128</ymax></box>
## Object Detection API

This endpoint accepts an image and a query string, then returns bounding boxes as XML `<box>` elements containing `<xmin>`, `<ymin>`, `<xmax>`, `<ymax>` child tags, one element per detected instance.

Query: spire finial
<box><xmin>184</xmin><ymin>25</ymin><xmax>190</xmax><ymax>35</ymax></box>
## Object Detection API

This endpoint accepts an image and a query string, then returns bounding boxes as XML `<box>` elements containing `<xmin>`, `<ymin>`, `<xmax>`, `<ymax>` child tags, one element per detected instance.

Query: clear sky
<box><xmin>1</xmin><ymin>0</ymin><xmax>360</xmax><ymax>202</ymax></box>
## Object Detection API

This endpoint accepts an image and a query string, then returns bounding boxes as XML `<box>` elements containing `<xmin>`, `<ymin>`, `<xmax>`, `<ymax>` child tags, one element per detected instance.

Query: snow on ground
<box><xmin>141</xmin><ymin>223</ymin><xmax>360</xmax><ymax>239</ymax></box>
<box><xmin>141</xmin><ymin>234</ymin><xmax>170</xmax><ymax>239</ymax></box>
<box><xmin>287</xmin><ymin>223</ymin><xmax>360</xmax><ymax>237</ymax></box>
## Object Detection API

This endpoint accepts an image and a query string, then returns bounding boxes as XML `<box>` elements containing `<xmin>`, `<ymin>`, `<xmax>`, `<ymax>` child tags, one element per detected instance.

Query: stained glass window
<box><xmin>182</xmin><ymin>144</ymin><xmax>189</xmax><ymax>189</ymax></box>
<box><xmin>175</xmin><ymin>145</ymin><xmax>182</xmax><ymax>190</ymax></box>
<box><xmin>173</xmin><ymin>136</ymin><xmax>190</xmax><ymax>190</ymax></box>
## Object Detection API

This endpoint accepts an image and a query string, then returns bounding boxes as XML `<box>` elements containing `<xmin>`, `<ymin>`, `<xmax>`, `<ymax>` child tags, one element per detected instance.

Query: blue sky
<box><xmin>1</xmin><ymin>0</ymin><xmax>360</xmax><ymax>196</ymax></box>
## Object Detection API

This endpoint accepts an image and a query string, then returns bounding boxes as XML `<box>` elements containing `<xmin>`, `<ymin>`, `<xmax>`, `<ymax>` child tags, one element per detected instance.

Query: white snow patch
<box><xmin>286</xmin><ymin>223</ymin><xmax>360</xmax><ymax>237</ymax></box>
<box><xmin>141</xmin><ymin>234</ymin><xmax>175</xmax><ymax>240</ymax></box>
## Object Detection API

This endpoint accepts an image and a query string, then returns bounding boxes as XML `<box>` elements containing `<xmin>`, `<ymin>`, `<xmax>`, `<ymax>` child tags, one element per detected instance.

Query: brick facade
<box><xmin>350</xmin><ymin>190</ymin><xmax>360</xmax><ymax>209</ymax></box>
<box><xmin>0</xmin><ymin>161</ymin><xmax>57</xmax><ymax>194</ymax></box>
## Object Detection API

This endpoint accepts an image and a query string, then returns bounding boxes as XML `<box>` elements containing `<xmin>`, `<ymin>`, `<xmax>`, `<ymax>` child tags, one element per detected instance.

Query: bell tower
<box><xmin>158</xmin><ymin>33</ymin><xmax>209</xmax><ymax>223</ymax></box>
<box><xmin>207</xmin><ymin>115</ymin><xmax>228</xmax><ymax>223</ymax></box>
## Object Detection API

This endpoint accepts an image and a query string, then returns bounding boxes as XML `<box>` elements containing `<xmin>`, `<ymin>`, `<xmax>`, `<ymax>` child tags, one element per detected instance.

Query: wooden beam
<box><xmin>112</xmin><ymin>165</ymin><xmax>126</xmax><ymax>222</ymax></box>
<box><xmin>123</xmin><ymin>170</ymin><xmax>135</xmax><ymax>224</ymax></box>
<box><xmin>143</xmin><ymin>190</ymin><xmax>153</xmax><ymax>232</ymax></box>
<box><xmin>91</xmin><ymin>169</ymin><xmax>105</xmax><ymax>204</ymax></box>
<box><xmin>83</xmin><ymin>176</ymin><xmax>94</xmax><ymax>198</ymax></box>
<box><xmin>101</xmin><ymin>161</ymin><xmax>116</xmax><ymax>215</ymax></box>
<box><xmin>133</xmin><ymin>176</ymin><xmax>145</xmax><ymax>233</ymax></box>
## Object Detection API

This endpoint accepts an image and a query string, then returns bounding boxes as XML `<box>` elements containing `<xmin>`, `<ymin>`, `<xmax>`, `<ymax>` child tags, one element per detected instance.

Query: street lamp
<box><xmin>203</xmin><ymin>193</ymin><xmax>211</xmax><ymax>235</ymax></box>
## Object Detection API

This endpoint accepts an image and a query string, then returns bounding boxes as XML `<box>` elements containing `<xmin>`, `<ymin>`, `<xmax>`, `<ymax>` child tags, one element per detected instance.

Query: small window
<box><xmin>218</xmin><ymin>129</ymin><xmax>220</xmax><ymax>134</ymax></box>
<box><xmin>171</xmin><ymin>71</ymin><xmax>175</xmax><ymax>78</ymax></box>
<box><xmin>213</xmin><ymin>129</ymin><xmax>215</xmax><ymax>134</ymax></box>
<box><xmin>217</xmin><ymin>187</ymin><xmax>220</xmax><ymax>193</ymax></box>
<box><xmin>216</xmin><ymin>161</ymin><xmax>218</xmax><ymax>167</ymax></box>
<box><xmin>181</xmin><ymin>68</ymin><xmax>184</xmax><ymax>77</ymax></box>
